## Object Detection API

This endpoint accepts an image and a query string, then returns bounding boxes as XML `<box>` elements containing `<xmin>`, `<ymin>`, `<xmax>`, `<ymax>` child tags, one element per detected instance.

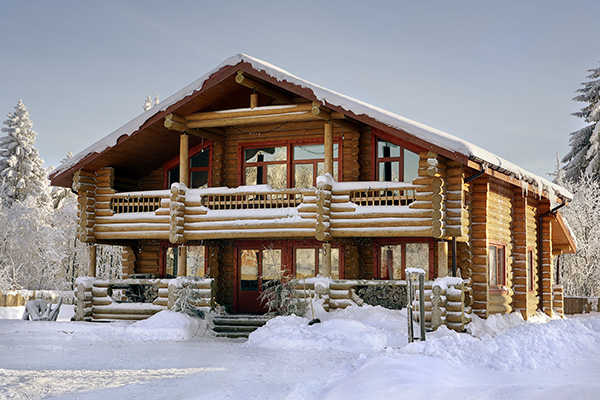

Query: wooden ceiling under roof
<box><xmin>50</xmin><ymin>65</ymin><xmax>307</xmax><ymax>187</ymax></box>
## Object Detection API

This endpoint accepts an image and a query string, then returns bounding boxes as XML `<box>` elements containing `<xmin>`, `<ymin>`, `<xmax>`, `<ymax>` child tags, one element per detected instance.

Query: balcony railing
<box><xmin>202</xmin><ymin>189</ymin><xmax>307</xmax><ymax>210</ymax></box>
<box><xmin>349</xmin><ymin>188</ymin><xmax>416</xmax><ymax>207</ymax></box>
<box><xmin>111</xmin><ymin>194</ymin><xmax>165</xmax><ymax>214</ymax></box>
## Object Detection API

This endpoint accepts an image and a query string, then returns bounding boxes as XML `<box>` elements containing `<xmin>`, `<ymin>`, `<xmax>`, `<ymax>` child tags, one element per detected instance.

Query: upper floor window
<box><xmin>244</xmin><ymin>146</ymin><xmax>287</xmax><ymax>189</ymax></box>
<box><xmin>293</xmin><ymin>144</ymin><xmax>338</xmax><ymax>188</ymax></box>
<box><xmin>376</xmin><ymin>138</ymin><xmax>419</xmax><ymax>183</ymax></box>
<box><xmin>242</xmin><ymin>141</ymin><xmax>340</xmax><ymax>189</ymax></box>
<box><xmin>489</xmin><ymin>243</ymin><xmax>506</xmax><ymax>286</ymax></box>
<box><xmin>166</xmin><ymin>144</ymin><xmax>211</xmax><ymax>189</ymax></box>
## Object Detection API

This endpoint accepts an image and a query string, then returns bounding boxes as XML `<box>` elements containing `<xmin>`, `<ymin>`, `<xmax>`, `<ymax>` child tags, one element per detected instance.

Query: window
<box><xmin>164</xmin><ymin>245</ymin><xmax>207</xmax><ymax>278</ymax></box>
<box><xmin>527</xmin><ymin>249</ymin><xmax>534</xmax><ymax>291</ymax></box>
<box><xmin>244</xmin><ymin>146</ymin><xmax>288</xmax><ymax>189</ymax></box>
<box><xmin>376</xmin><ymin>138</ymin><xmax>419</xmax><ymax>183</ymax></box>
<box><xmin>292</xmin><ymin>144</ymin><xmax>339</xmax><ymax>188</ymax></box>
<box><xmin>294</xmin><ymin>247</ymin><xmax>340</xmax><ymax>279</ymax></box>
<box><xmin>489</xmin><ymin>244</ymin><xmax>506</xmax><ymax>286</ymax></box>
<box><xmin>242</xmin><ymin>141</ymin><xmax>341</xmax><ymax>189</ymax></box>
<box><xmin>240</xmin><ymin>248</ymin><xmax>284</xmax><ymax>291</ymax></box>
<box><xmin>166</xmin><ymin>144</ymin><xmax>211</xmax><ymax>189</ymax></box>
<box><xmin>377</xmin><ymin>240</ymin><xmax>431</xmax><ymax>280</ymax></box>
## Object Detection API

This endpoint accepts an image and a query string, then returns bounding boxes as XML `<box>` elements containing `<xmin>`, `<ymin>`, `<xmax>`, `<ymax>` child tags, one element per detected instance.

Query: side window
<box><xmin>376</xmin><ymin>138</ymin><xmax>419</xmax><ymax>183</ymax></box>
<box><xmin>489</xmin><ymin>244</ymin><xmax>506</xmax><ymax>286</ymax></box>
<box><xmin>166</xmin><ymin>145</ymin><xmax>211</xmax><ymax>189</ymax></box>
<box><xmin>527</xmin><ymin>249</ymin><xmax>534</xmax><ymax>291</ymax></box>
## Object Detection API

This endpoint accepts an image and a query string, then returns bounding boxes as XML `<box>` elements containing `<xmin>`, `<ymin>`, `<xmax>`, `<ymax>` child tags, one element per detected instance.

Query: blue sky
<box><xmin>1</xmin><ymin>1</ymin><xmax>599</xmax><ymax>179</ymax></box>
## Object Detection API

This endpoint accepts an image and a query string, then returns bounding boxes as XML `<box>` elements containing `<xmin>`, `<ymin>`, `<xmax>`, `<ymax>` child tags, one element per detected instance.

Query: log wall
<box><xmin>540</xmin><ymin>203</ymin><xmax>554</xmax><ymax>316</ymax></box>
<box><xmin>470</xmin><ymin>178</ymin><xmax>489</xmax><ymax>317</ymax></box>
<box><xmin>73</xmin><ymin>170</ymin><xmax>96</xmax><ymax>243</ymax></box>
<box><xmin>486</xmin><ymin>182</ymin><xmax>514</xmax><ymax>315</ymax></box>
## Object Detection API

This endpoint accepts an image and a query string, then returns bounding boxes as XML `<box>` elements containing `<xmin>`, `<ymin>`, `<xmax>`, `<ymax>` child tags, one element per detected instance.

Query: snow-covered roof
<box><xmin>52</xmin><ymin>54</ymin><xmax>572</xmax><ymax>201</ymax></box>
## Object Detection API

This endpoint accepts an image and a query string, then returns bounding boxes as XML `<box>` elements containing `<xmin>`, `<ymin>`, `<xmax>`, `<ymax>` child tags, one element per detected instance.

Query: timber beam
<box><xmin>311</xmin><ymin>103</ymin><xmax>362</xmax><ymax>132</ymax></box>
<box><xmin>164</xmin><ymin>114</ymin><xmax>225</xmax><ymax>142</ymax></box>
<box><xmin>235</xmin><ymin>71</ymin><xmax>293</xmax><ymax>103</ymax></box>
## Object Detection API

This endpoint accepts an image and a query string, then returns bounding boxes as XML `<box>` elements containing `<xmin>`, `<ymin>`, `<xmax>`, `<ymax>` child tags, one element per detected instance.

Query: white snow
<box><xmin>51</xmin><ymin>54</ymin><xmax>572</xmax><ymax>202</ymax></box>
<box><xmin>1</xmin><ymin>305</ymin><xmax>599</xmax><ymax>399</ymax></box>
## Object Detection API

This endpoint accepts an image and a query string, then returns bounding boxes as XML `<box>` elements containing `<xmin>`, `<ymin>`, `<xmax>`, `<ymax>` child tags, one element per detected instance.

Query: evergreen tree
<box><xmin>143</xmin><ymin>94</ymin><xmax>160</xmax><ymax>111</ymax></box>
<box><xmin>0</xmin><ymin>100</ymin><xmax>51</xmax><ymax>207</ymax></box>
<box><xmin>563</xmin><ymin>64</ymin><xmax>600</xmax><ymax>182</ymax></box>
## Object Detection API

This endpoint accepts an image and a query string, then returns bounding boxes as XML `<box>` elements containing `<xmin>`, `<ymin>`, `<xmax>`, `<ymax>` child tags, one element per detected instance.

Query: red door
<box><xmin>236</xmin><ymin>246</ymin><xmax>285</xmax><ymax>313</ymax></box>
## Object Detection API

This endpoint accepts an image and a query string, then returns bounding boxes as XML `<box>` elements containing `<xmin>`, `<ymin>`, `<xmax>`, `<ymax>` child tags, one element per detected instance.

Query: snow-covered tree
<box><xmin>558</xmin><ymin>176</ymin><xmax>600</xmax><ymax>297</ymax></box>
<box><xmin>563</xmin><ymin>64</ymin><xmax>600</xmax><ymax>182</ymax></box>
<box><xmin>0</xmin><ymin>100</ymin><xmax>51</xmax><ymax>207</ymax></box>
<box><xmin>143</xmin><ymin>94</ymin><xmax>160</xmax><ymax>111</ymax></box>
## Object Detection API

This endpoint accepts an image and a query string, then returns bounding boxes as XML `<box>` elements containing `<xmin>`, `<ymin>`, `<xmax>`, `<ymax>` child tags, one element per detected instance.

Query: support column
<box><xmin>321</xmin><ymin>243</ymin><xmax>332</xmax><ymax>278</ymax></box>
<box><xmin>324</xmin><ymin>122</ymin><xmax>334</xmax><ymax>176</ymax></box>
<box><xmin>437</xmin><ymin>241</ymin><xmax>448</xmax><ymax>278</ymax></box>
<box><xmin>178</xmin><ymin>246</ymin><xmax>187</xmax><ymax>277</ymax></box>
<box><xmin>88</xmin><ymin>244</ymin><xmax>97</xmax><ymax>278</ymax></box>
<box><xmin>180</xmin><ymin>133</ymin><xmax>189</xmax><ymax>186</ymax></box>
<box><xmin>178</xmin><ymin>134</ymin><xmax>188</xmax><ymax>276</ymax></box>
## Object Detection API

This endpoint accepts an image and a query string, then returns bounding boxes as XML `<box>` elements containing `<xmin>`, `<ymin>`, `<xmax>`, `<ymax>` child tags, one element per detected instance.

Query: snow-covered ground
<box><xmin>1</xmin><ymin>305</ymin><xmax>599</xmax><ymax>400</ymax></box>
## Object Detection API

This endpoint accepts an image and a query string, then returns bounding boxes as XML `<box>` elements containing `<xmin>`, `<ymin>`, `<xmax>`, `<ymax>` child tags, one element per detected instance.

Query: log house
<box><xmin>51</xmin><ymin>54</ymin><xmax>575</xmax><ymax>322</ymax></box>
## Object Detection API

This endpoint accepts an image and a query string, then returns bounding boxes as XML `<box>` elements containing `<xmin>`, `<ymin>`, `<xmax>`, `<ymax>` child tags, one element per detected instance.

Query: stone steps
<box><xmin>211</xmin><ymin>314</ymin><xmax>271</xmax><ymax>338</ymax></box>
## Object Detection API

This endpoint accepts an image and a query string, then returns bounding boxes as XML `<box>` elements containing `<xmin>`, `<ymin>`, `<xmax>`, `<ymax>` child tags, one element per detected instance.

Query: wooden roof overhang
<box><xmin>551</xmin><ymin>211</ymin><xmax>576</xmax><ymax>255</ymax></box>
<box><xmin>50</xmin><ymin>60</ymin><xmax>475</xmax><ymax>189</ymax></box>
<box><xmin>49</xmin><ymin>58</ymin><xmax>570</xmax><ymax>211</ymax></box>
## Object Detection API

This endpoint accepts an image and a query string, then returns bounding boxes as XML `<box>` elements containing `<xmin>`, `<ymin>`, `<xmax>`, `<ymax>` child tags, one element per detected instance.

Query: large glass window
<box><xmin>293</xmin><ymin>144</ymin><xmax>339</xmax><ymax>188</ymax></box>
<box><xmin>244</xmin><ymin>147</ymin><xmax>287</xmax><ymax>189</ymax></box>
<box><xmin>242</xmin><ymin>141</ymin><xmax>341</xmax><ymax>189</ymax></box>
<box><xmin>294</xmin><ymin>247</ymin><xmax>340</xmax><ymax>279</ymax></box>
<box><xmin>489</xmin><ymin>244</ymin><xmax>506</xmax><ymax>286</ymax></box>
<box><xmin>376</xmin><ymin>138</ymin><xmax>419</xmax><ymax>183</ymax></box>
<box><xmin>165</xmin><ymin>245</ymin><xmax>206</xmax><ymax>278</ymax></box>
<box><xmin>167</xmin><ymin>146</ymin><xmax>211</xmax><ymax>189</ymax></box>
<box><xmin>240</xmin><ymin>248</ymin><xmax>284</xmax><ymax>291</ymax></box>
<box><xmin>378</xmin><ymin>241</ymin><xmax>430</xmax><ymax>280</ymax></box>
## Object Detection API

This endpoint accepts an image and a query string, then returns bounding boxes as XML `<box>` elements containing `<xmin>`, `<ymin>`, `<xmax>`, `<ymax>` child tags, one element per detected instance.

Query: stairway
<box><xmin>211</xmin><ymin>314</ymin><xmax>272</xmax><ymax>338</ymax></box>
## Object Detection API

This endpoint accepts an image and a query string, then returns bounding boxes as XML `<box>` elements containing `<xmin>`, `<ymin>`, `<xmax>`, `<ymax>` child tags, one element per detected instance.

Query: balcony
<box><xmin>91</xmin><ymin>178</ymin><xmax>447</xmax><ymax>242</ymax></box>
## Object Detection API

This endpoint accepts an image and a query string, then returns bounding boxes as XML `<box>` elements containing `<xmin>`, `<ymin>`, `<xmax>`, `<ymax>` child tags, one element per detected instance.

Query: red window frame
<box><xmin>163</xmin><ymin>142</ymin><xmax>213</xmax><ymax>189</ymax></box>
<box><xmin>373</xmin><ymin>238</ymin><xmax>434</xmax><ymax>280</ymax></box>
<box><xmin>292</xmin><ymin>244</ymin><xmax>344</xmax><ymax>279</ymax></box>
<box><xmin>371</xmin><ymin>128</ymin><xmax>423</xmax><ymax>183</ymax></box>
<box><xmin>238</xmin><ymin>139</ymin><xmax>342</xmax><ymax>188</ymax></box>
<box><xmin>159</xmin><ymin>242</ymin><xmax>208</xmax><ymax>278</ymax></box>
<box><xmin>488</xmin><ymin>242</ymin><xmax>506</xmax><ymax>286</ymax></box>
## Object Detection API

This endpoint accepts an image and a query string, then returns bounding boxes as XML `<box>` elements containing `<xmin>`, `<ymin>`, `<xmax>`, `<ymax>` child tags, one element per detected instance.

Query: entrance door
<box><xmin>236</xmin><ymin>247</ymin><xmax>284</xmax><ymax>313</ymax></box>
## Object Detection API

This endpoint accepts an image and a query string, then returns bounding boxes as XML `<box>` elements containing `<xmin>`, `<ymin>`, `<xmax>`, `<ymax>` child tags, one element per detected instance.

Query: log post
<box><xmin>250</xmin><ymin>93</ymin><xmax>258</xmax><ymax>109</ymax></box>
<box><xmin>88</xmin><ymin>244</ymin><xmax>97</xmax><ymax>278</ymax></box>
<box><xmin>437</xmin><ymin>241</ymin><xmax>448</xmax><ymax>278</ymax></box>
<box><xmin>178</xmin><ymin>246</ymin><xmax>187</xmax><ymax>277</ymax></box>
<box><xmin>324</xmin><ymin>122</ymin><xmax>334</xmax><ymax>176</ymax></box>
<box><xmin>180</xmin><ymin>134</ymin><xmax>189</xmax><ymax>186</ymax></box>
<box><xmin>321</xmin><ymin>243</ymin><xmax>332</xmax><ymax>278</ymax></box>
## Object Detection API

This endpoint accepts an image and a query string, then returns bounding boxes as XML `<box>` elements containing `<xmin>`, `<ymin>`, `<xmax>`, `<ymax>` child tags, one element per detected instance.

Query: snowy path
<box><xmin>1</xmin><ymin>307</ymin><xmax>599</xmax><ymax>399</ymax></box>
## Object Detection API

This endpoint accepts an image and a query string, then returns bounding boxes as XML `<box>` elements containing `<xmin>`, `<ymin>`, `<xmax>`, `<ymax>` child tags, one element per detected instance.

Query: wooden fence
<box><xmin>0</xmin><ymin>290</ymin><xmax>74</xmax><ymax>307</ymax></box>
<box><xmin>564</xmin><ymin>296</ymin><xmax>600</xmax><ymax>315</ymax></box>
